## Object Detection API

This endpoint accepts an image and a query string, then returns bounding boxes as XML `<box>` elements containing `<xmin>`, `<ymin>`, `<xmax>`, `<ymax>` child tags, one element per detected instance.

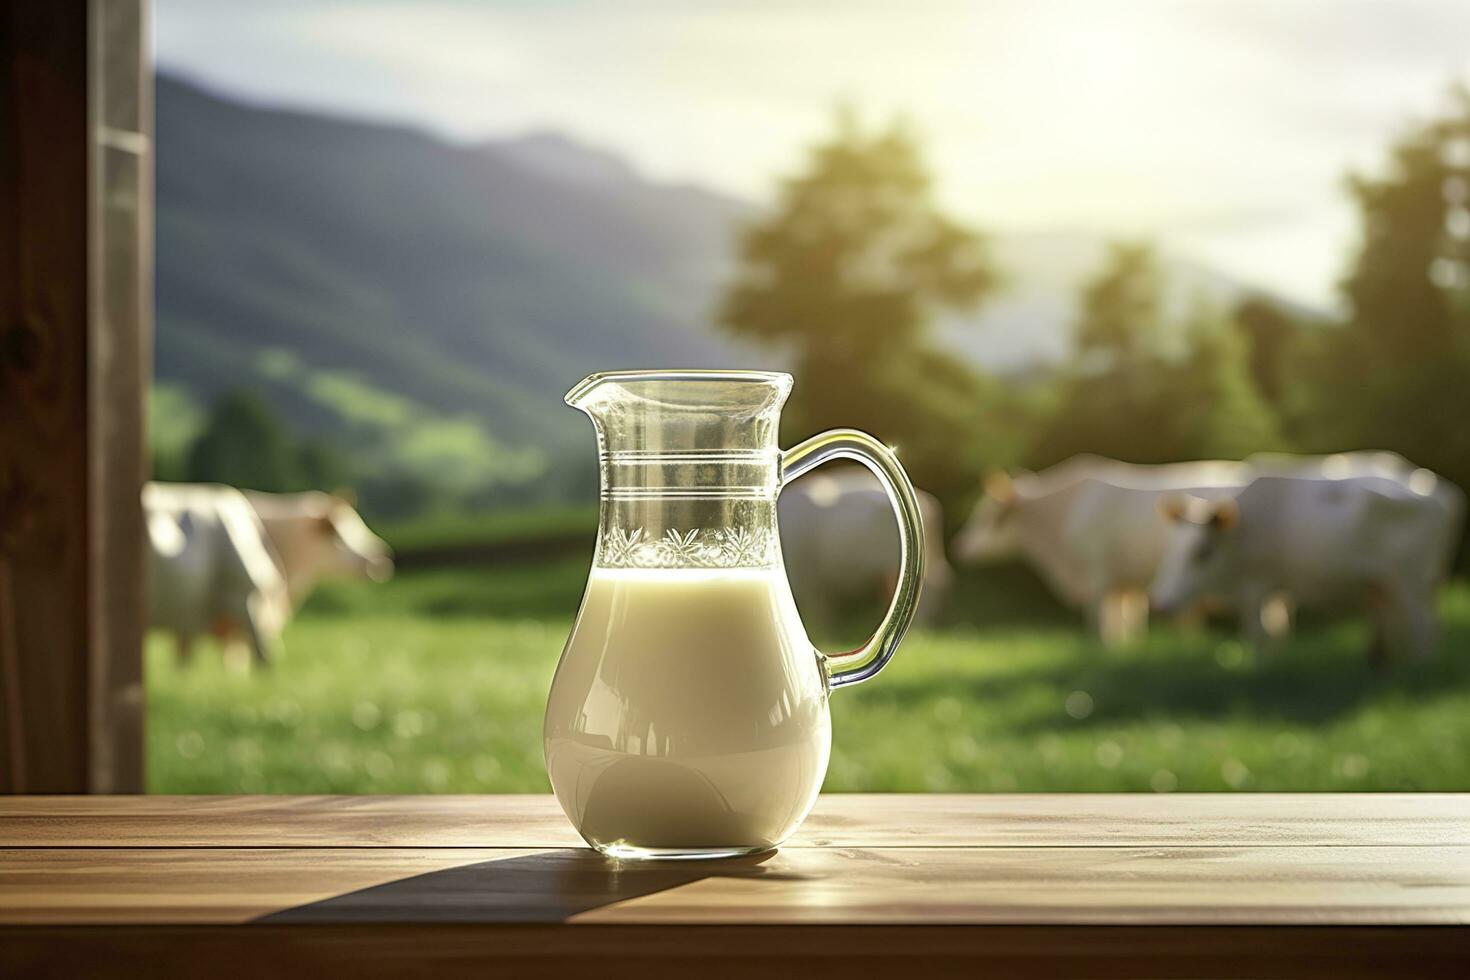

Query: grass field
<box><xmin>148</xmin><ymin>557</ymin><xmax>1470</xmax><ymax>794</ymax></box>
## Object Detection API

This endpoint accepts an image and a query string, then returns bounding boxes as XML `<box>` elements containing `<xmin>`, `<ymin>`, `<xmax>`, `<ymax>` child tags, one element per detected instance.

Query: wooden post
<box><xmin>0</xmin><ymin>0</ymin><xmax>150</xmax><ymax>793</ymax></box>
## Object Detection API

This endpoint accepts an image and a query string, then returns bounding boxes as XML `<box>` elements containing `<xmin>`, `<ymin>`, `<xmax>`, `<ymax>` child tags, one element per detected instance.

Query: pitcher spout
<box><xmin>564</xmin><ymin>371</ymin><xmax>613</xmax><ymax>410</ymax></box>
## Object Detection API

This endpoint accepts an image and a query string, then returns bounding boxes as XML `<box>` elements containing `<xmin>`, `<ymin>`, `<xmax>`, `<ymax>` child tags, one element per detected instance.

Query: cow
<box><xmin>243</xmin><ymin>490</ymin><xmax>394</xmax><ymax>608</ymax></box>
<box><xmin>145</xmin><ymin>482</ymin><xmax>292</xmax><ymax>666</ymax></box>
<box><xmin>952</xmin><ymin>456</ymin><xmax>1252</xmax><ymax>645</ymax></box>
<box><xmin>1149</xmin><ymin>468</ymin><xmax>1465</xmax><ymax>662</ymax></box>
<box><xmin>779</xmin><ymin>469</ymin><xmax>952</xmax><ymax>626</ymax></box>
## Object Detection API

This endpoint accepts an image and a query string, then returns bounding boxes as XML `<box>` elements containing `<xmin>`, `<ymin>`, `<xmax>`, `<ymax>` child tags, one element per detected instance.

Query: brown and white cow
<box><xmin>244</xmin><ymin>489</ymin><xmax>394</xmax><ymax>607</ymax></box>
<box><xmin>145</xmin><ymin>484</ymin><xmax>392</xmax><ymax>666</ymax></box>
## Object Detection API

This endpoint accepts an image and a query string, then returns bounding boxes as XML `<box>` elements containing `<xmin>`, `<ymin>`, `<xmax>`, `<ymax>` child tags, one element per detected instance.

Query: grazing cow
<box><xmin>145</xmin><ymin>483</ymin><xmax>292</xmax><ymax>666</ymax></box>
<box><xmin>779</xmin><ymin>469</ymin><xmax>952</xmax><ymax>625</ymax></box>
<box><xmin>1150</xmin><ymin>469</ymin><xmax>1465</xmax><ymax>661</ymax></box>
<box><xmin>243</xmin><ymin>490</ymin><xmax>394</xmax><ymax>608</ymax></box>
<box><xmin>952</xmin><ymin>457</ymin><xmax>1252</xmax><ymax>645</ymax></box>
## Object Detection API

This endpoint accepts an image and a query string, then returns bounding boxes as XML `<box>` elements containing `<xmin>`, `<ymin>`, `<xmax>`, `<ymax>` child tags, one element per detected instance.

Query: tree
<box><xmin>1331</xmin><ymin>84</ymin><xmax>1470</xmax><ymax>564</ymax></box>
<box><xmin>1161</xmin><ymin>308</ymin><xmax>1285</xmax><ymax>460</ymax></box>
<box><xmin>1342</xmin><ymin>85</ymin><xmax>1470</xmax><ymax>366</ymax></box>
<box><xmin>185</xmin><ymin>390</ymin><xmax>304</xmax><ymax>492</ymax></box>
<box><xmin>296</xmin><ymin>438</ymin><xmax>351</xmax><ymax>492</ymax></box>
<box><xmin>1075</xmin><ymin>240</ymin><xmax>1163</xmax><ymax>365</ymax></box>
<box><xmin>1230</xmin><ymin>295</ymin><xmax>1297</xmax><ymax>410</ymax></box>
<box><xmin>1033</xmin><ymin>242</ymin><xmax>1284</xmax><ymax>466</ymax></box>
<box><xmin>720</xmin><ymin>113</ymin><xmax>1004</xmax><ymax>511</ymax></box>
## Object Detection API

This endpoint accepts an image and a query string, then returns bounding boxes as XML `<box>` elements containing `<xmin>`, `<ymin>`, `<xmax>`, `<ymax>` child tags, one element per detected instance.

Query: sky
<box><xmin>155</xmin><ymin>0</ymin><xmax>1470</xmax><ymax>310</ymax></box>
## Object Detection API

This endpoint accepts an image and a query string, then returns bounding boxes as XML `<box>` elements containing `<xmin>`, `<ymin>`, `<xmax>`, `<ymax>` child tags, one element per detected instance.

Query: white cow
<box><xmin>952</xmin><ymin>456</ymin><xmax>1252</xmax><ymax>645</ymax></box>
<box><xmin>779</xmin><ymin>469</ymin><xmax>952</xmax><ymax>625</ymax></box>
<box><xmin>243</xmin><ymin>490</ymin><xmax>394</xmax><ymax>608</ymax></box>
<box><xmin>145</xmin><ymin>482</ymin><xmax>292</xmax><ymax>666</ymax></box>
<box><xmin>1150</xmin><ymin>469</ymin><xmax>1465</xmax><ymax>662</ymax></box>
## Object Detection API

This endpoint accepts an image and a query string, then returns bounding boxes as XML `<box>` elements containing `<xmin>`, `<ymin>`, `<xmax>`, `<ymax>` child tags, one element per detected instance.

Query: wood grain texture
<box><xmin>0</xmin><ymin>0</ymin><xmax>92</xmax><ymax>794</ymax></box>
<box><xmin>2</xmin><ymin>844</ymin><xmax>1468</xmax><ymax>926</ymax></box>
<box><xmin>3</xmin><ymin>793</ymin><xmax>1467</xmax><ymax>847</ymax></box>
<box><xmin>2</xmin><ymin>794</ymin><xmax>1467</xmax><ymax>978</ymax></box>
<box><xmin>0</xmin><ymin>0</ymin><xmax>148</xmax><ymax>794</ymax></box>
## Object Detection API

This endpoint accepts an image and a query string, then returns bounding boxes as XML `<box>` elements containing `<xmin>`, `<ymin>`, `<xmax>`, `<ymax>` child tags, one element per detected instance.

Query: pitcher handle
<box><xmin>781</xmin><ymin>428</ymin><xmax>926</xmax><ymax>690</ymax></box>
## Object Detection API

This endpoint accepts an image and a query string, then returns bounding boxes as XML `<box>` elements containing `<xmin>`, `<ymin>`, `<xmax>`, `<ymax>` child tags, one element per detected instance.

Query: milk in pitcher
<box><xmin>544</xmin><ymin>566</ymin><xmax>830</xmax><ymax>857</ymax></box>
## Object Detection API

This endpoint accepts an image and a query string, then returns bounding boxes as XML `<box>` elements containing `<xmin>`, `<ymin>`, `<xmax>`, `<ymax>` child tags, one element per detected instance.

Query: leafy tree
<box><xmin>296</xmin><ymin>438</ymin><xmax>352</xmax><ymax>493</ymax></box>
<box><xmin>1033</xmin><ymin>242</ymin><xmax>1283</xmax><ymax>466</ymax></box>
<box><xmin>1075</xmin><ymin>240</ymin><xmax>1163</xmax><ymax>365</ymax></box>
<box><xmin>185</xmin><ymin>389</ymin><xmax>304</xmax><ymax>492</ymax></box>
<box><xmin>1331</xmin><ymin>86</ymin><xmax>1470</xmax><ymax>554</ymax></box>
<box><xmin>1032</xmin><ymin>242</ymin><xmax>1163</xmax><ymax>465</ymax></box>
<box><xmin>719</xmin><ymin>112</ymin><xmax>1005</xmax><ymax>511</ymax></box>
<box><xmin>1230</xmin><ymin>295</ymin><xmax>1298</xmax><ymax>410</ymax></box>
<box><xmin>1161</xmin><ymin>308</ymin><xmax>1285</xmax><ymax>460</ymax></box>
<box><xmin>1343</xmin><ymin>85</ymin><xmax>1470</xmax><ymax>366</ymax></box>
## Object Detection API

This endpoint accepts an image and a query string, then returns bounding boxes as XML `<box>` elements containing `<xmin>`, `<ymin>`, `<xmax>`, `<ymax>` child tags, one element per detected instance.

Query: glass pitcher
<box><xmin>544</xmin><ymin>370</ymin><xmax>925</xmax><ymax>859</ymax></box>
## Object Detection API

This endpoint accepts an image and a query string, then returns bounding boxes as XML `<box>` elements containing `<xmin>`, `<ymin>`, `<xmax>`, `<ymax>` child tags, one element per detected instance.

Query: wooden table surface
<box><xmin>3</xmin><ymin>794</ymin><xmax>1468</xmax><ymax>978</ymax></box>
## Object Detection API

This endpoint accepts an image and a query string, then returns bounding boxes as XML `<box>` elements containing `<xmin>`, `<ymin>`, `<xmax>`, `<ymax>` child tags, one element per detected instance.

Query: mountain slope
<box><xmin>155</xmin><ymin>74</ymin><xmax>763</xmax><ymax>457</ymax></box>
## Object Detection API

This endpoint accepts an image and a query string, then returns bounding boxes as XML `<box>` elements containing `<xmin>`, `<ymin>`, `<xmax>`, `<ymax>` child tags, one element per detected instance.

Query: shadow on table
<box><xmin>255</xmin><ymin>849</ymin><xmax>806</xmax><ymax>923</ymax></box>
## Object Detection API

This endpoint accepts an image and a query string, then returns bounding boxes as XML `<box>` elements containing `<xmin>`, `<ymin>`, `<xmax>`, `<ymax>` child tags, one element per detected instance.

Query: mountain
<box><xmin>155</xmin><ymin>73</ymin><xmax>765</xmax><ymax>469</ymax></box>
<box><xmin>486</xmin><ymin>131</ymin><xmax>643</xmax><ymax>188</ymax></box>
<box><xmin>155</xmin><ymin>74</ymin><xmax>1316</xmax><ymax>493</ymax></box>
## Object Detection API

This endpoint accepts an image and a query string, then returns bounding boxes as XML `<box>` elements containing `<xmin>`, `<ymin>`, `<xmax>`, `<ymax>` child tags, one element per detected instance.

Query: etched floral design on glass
<box><xmin>596</xmin><ymin>525</ymin><xmax>779</xmax><ymax>569</ymax></box>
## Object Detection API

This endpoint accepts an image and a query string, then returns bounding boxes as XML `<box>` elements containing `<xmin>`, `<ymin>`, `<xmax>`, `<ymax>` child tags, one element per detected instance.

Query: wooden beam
<box><xmin>0</xmin><ymin>0</ymin><xmax>149</xmax><ymax>793</ymax></box>
<box><xmin>87</xmin><ymin>0</ymin><xmax>151</xmax><ymax>795</ymax></box>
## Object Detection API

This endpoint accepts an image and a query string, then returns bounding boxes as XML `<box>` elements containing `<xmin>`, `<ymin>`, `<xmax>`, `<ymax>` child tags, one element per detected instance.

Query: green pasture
<box><xmin>148</xmin><ymin>556</ymin><xmax>1470</xmax><ymax>794</ymax></box>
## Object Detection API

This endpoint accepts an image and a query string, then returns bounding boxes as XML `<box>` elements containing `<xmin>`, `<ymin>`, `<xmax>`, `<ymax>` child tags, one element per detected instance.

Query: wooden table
<box><xmin>3</xmin><ymin>794</ymin><xmax>1467</xmax><ymax>978</ymax></box>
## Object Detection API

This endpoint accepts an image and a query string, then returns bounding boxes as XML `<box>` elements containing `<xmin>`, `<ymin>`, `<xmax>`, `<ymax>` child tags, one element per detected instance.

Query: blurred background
<box><xmin>148</xmin><ymin>0</ymin><xmax>1470</xmax><ymax>794</ymax></box>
